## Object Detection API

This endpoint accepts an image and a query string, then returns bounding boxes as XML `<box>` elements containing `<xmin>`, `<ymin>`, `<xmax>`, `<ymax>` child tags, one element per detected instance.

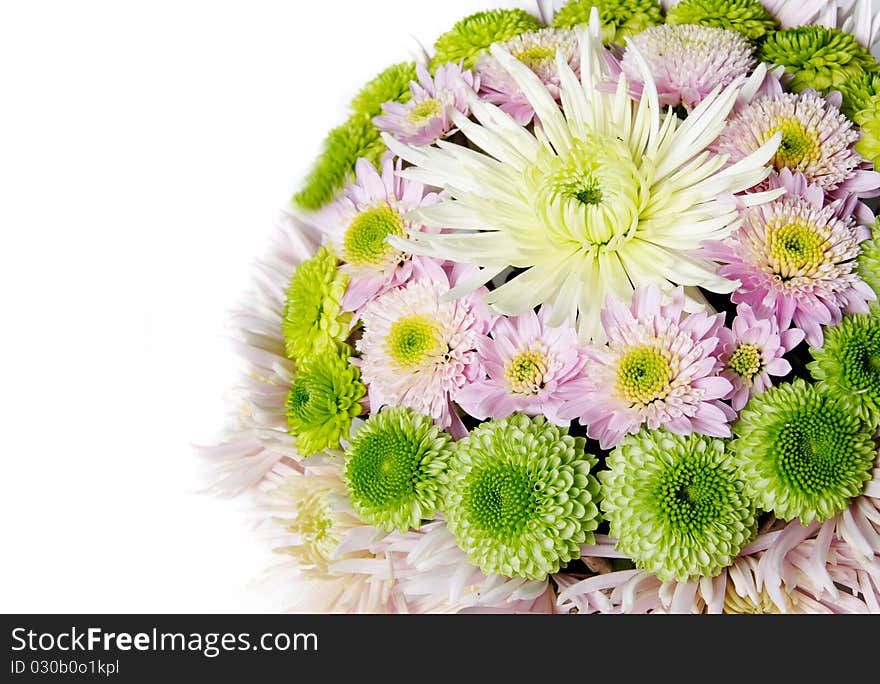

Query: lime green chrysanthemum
<box><xmin>282</xmin><ymin>245</ymin><xmax>351</xmax><ymax>362</ymax></box>
<box><xmin>759</xmin><ymin>26</ymin><xmax>877</xmax><ymax>94</ymax></box>
<box><xmin>551</xmin><ymin>0</ymin><xmax>662</xmax><ymax>45</ymax></box>
<box><xmin>350</xmin><ymin>62</ymin><xmax>417</xmax><ymax>118</ymax></box>
<box><xmin>292</xmin><ymin>114</ymin><xmax>386</xmax><ymax>211</ymax></box>
<box><xmin>599</xmin><ymin>430</ymin><xmax>757</xmax><ymax>583</ymax></box>
<box><xmin>666</xmin><ymin>0</ymin><xmax>776</xmax><ymax>42</ymax></box>
<box><xmin>809</xmin><ymin>315</ymin><xmax>880</xmax><ymax>428</ymax></box>
<box><xmin>732</xmin><ymin>379</ymin><xmax>876</xmax><ymax>524</ymax></box>
<box><xmin>838</xmin><ymin>70</ymin><xmax>880</xmax><ymax>119</ymax></box>
<box><xmin>445</xmin><ymin>414</ymin><xmax>601</xmax><ymax>580</ymax></box>
<box><xmin>855</xmin><ymin>94</ymin><xmax>880</xmax><ymax>167</ymax></box>
<box><xmin>858</xmin><ymin>235</ymin><xmax>880</xmax><ymax>312</ymax></box>
<box><xmin>343</xmin><ymin>407</ymin><xmax>453</xmax><ymax>532</ymax></box>
<box><xmin>285</xmin><ymin>348</ymin><xmax>365</xmax><ymax>456</ymax></box>
<box><xmin>430</xmin><ymin>9</ymin><xmax>544</xmax><ymax>70</ymax></box>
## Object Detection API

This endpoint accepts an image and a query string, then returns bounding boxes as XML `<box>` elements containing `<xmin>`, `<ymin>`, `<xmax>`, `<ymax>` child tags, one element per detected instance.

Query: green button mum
<box><xmin>343</xmin><ymin>407</ymin><xmax>453</xmax><ymax>533</ymax></box>
<box><xmin>551</xmin><ymin>0</ymin><xmax>662</xmax><ymax>45</ymax></box>
<box><xmin>732</xmin><ymin>378</ymin><xmax>876</xmax><ymax>524</ymax></box>
<box><xmin>431</xmin><ymin>9</ymin><xmax>544</xmax><ymax>71</ymax></box>
<box><xmin>666</xmin><ymin>0</ymin><xmax>776</xmax><ymax>42</ymax></box>
<box><xmin>281</xmin><ymin>244</ymin><xmax>351</xmax><ymax>363</ymax></box>
<box><xmin>809</xmin><ymin>315</ymin><xmax>880</xmax><ymax>428</ymax></box>
<box><xmin>858</xmin><ymin>235</ymin><xmax>880</xmax><ymax>313</ymax></box>
<box><xmin>349</xmin><ymin>62</ymin><xmax>417</xmax><ymax>118</ymax></box>
<box><xmin>600</xmin><ymin>429</ymin><xmax>757</xmax><ymax>583</ymax></box>
<box><xmin>445</xmin><ymin>414</ymin><xmax>601</xmax><ymax>581</ymax></box>
<box><xmin>759</xmin><ymin>26</ymin><xmax>877</xmax><ymax>94</ymax></box>
<box><xmin>855</xmin><ymin>95</ymin><xmax>880</xmax><ymax>168</ymax></box>
<box><xmin>285</xmin><ymin>348</ymin><xmax>365</xmax><ymax>456</ymax></box>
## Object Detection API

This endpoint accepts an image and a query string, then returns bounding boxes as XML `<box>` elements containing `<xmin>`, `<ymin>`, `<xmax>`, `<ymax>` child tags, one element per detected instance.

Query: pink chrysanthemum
<box><xmin>373</xmin><ymin>63</ymin><xmax>478</xmax><ymax>146</ymax></box>
<box><xmin>356</xmin><ymin>259</ymin><xmax>494</xmax><ymax>438</ymax></box>
<box><xmin>475</xmin><ymin>28</ymin><xmax>579</xmax><ymax>125</ymax></box>
<box><xmin>713</xmin><ymin>89</ymin><xmax>878</xmax><ymax>196</ymax></box>
<box><xmin>701</xmin><ymin>171</ymin><xmax>875</xmax><ymax>347</ymax></box>
<box><xmin>455</xmin><ymin>307</ymin><xmax>589</xmax><ymax>426</ymax></box>
<box><xmin>558</xmin><ymin>285</ymin><xmax>733</xmax><ymax>450</ymax></box>
<box><xmin>618</xmin><ymin>23</ymin><xmax>755</xmax><ymax>111</ymax></box>
<box><xmin>311</xmin><ymin>154</ymin><xmax>442</xmax><ymax>314</ymax></box>
<box><xmin>715</xmin><ymin>303</ymin><xmax>804</xmax><ymax>411</ymax></box>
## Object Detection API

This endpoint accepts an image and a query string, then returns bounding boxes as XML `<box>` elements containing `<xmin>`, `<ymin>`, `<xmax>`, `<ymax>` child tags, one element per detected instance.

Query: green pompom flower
<box><xmin>282</xmin><ymin>245</ymin><xmax>351</xmax><ymax>362</ymax></box>
<box><xmin>286</xmin><ymin>348</ymin><xmax>365</xmax><ymax>456</ymax></box>
<box><xmin>599</xmin><ymin>430</ymin><xmax>757</xmax><ymax>583</ymax></box>
<box><xmin>855</xmin><ymin>94</ymin><xmax>880</xmax><ymax>167</ymax></box>
<box><xmin>667</xmin><ymin>0</ymin><xmax>776</xmax><ymax>41</ymax></box>
<box><xmin>732</xmin><ymin>379</ymin><xmax>876</xmax><ymax>524</ymax></box>
<box><xmin>445</xmin><ymin>414</ymin><xmax>601</xmax><ymax>581</ymax></box>
<box><xmin>349</xmin><ymin>62</ymin><xmax>417</xmax><ymax>118</ymax></box>
<box><xmin>343</xmin><ymin>407</ymin><xmax>453</xmax><ymax>532</ymax></box>
<box><xmin>858</xmin><ymin>235</ymin><xmax>880</xmax><ymax>312</ymax></box>
<box><xmin>759</xmin><ymin>26</ymin><xmax>877</xmax><ymax>94</ymax></box>
<box><xmin>292</xmin><ymin>114</ymin><xmax>386</xmax><ymax>211</ymax></box>
<box><xmin>837</xmin><ymin>70</ymin><xmax>880</xmax><ymax>119</ymax></box>
<box><xmin>431</xmin><ymin>9</ymin><xmax>544</xmax><ymax>70</ymax></box>
<box><xmin>809</xmin><ymin>315</ymin><xmax>880</xmax><ymax>428</ymax></box>
<box><xmin>551</xmin><ymin>0</ymin><xmax>662</xmax><ymax>45</ymax></box>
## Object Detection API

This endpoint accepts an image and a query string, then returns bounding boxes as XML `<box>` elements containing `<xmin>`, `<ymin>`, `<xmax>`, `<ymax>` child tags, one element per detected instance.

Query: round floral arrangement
<box><xmin>203</xmin><ymin>0</ymin><xmax>880</xmax><ymax>613</ymax></box>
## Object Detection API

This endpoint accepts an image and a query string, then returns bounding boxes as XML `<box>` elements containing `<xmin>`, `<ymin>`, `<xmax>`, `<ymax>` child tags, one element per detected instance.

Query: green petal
<box><xmin>809</xmin><ymin>315</ymin><xmax>880</xmax><ymax>428</ymax></box>
<box><xmin>759</xmin><ymin>26</ymin><xmax>877</xmax><ymax>95</ymax></box>
<box><xmin>855</xmin><ymin>95</ymin><xmax>880</xmax><ymax>167</ymax></box>
<box><xmin>552</xmin><ymin>0</ymin><xmax>663</xmax><ymax>45</ymax></box>
<box><xmin>731</xmin><ymin>378</ymin><xmax>876</xmax><ymax>524</ymax></box>
<box><xmin>282</xmin><ymin>244</ymin><xmax>351</xmax><ymax>363</ymax></box>
<box><xmin>350</xmin><ymin>62</ymin><xmax>417</xmax><ymax>118</ymax></box>
<box><xmin>286</xmin><ymin>347</ymin><xmax>365</xmax><ymax>456</ymax></box>
<box><xmin>600</xmin><ymin>429</ymin><xmax>757</xmax><ymax>583</ymax></box>
<box><xmin>858</xmin><ymin>236</ymin><xmax>880</xmax><ymax>313</ymax></box>
<box><xmin>445</xmin><ymin>414</ymin><xmax>601</xmax><ymax>581</ymax></box>
<box><xmin>431</xmin><ymin>9</ymin><xmax>544</xmax><ymax>71</ymax></box>
<box><xmin>343</xmin><ymin>407</ymin><xmax>453</xmax><ymax>533</ymax></box>
<box><xmin>666</xmin><ymin>0</ymin><xmax>776</xmax><ymax>42</ymax></box>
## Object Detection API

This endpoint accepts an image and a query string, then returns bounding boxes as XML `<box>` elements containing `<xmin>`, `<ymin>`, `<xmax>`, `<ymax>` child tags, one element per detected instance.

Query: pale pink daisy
<box><xmin>373</xmin><ymin>62</ymin><xmax>478</xmax><ymax>146</ymax></box>
<box><xmin>715</xmin><ymin>303</ymin><xmax>804</xmax><ymax>411</ymax></box>
<box><xmin>617</xmin><ymin>24</ymin><xmax>755</xmax><ymax>111</ymax></box>
<box><xmin>701</xmin><ymin>171</ymin><xmax>875</xmax><ymax>347</ymax></box>
<box><xmin>311</xmin><ymin>153</ymin><xmax>442</xmax><ymax>314</ymax></box>
<box><xmin>356</xmin><ymin>259</ymin><xmax>494</xmax><ymax>438</ymax></box>
<box><xmin>713</xmin><ymin>89</ymin><xmax>880</xmax><ymax>199</ymax></box>
<box><xmin>455</xmin><ymin>307</ymin><xmax>589</xmax><ymax>426</ymax></box>
<box><xmin>558</xmin><ymin>285</ymin><xmax>734</xmax><ymax>450</ymax></box>
<box><xmin>474</xmin><ymin>27</ymin><xmax>579</xmax><ymax>125</ymax></box>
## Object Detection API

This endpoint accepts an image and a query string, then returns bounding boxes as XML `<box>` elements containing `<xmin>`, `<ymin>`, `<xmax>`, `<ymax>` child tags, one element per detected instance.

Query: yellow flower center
<box><xmin>343</xmin><ymin>203</ymin><xmax>406</xmax><ymax>267</ymax></box>
<box><xmin>504</xmin><ymin>349</ymin><xmax>549</xmax><ymax>395</ymax></box>
<box><xmin>766</xmin><ymin>221</ymin><xmax>827</xmax><ymax>279</ymax></box>
<box><xmin>289</xmin><ymin>490</ymin><xmax>339</xmax><ymax>565</ymax></box>
<box><xmin>722</xmin><ymin>580</ymin><xmax>784</xmax><ymax>614</ymax></box>
<box><xmin>386</xmin><ymin>315</ymin><xmax>442</xmax><ymax>367</ymax></box>
<box><xmin>727</xmin><ymin>343</ymin><xmax>762</xmax><ymax>381</ymax></box>
<box><xmin>765</xmin><ymin>117</ymin><xmax>822</xmax><ymax>171</ymax></box>
<box><xmin>513</xmin><ymin>44</ymin><xmax>556</xmax><ymax>69</ymax></box>
<box><xmin>615</xmin><ymin>346</ymin><xmax>673</xmax><ymax>405</ymax></box>
<box><xmin>407</xmin><ymin>98</ymin><xmax>443</xmax><ymax>125</ymax></box>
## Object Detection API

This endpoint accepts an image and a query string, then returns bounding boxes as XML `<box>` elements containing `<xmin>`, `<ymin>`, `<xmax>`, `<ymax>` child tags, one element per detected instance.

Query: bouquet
<box><xmin>203</xmin><ymin>0</ymin><xmax>880</xmax><ymax>613</ymax></box>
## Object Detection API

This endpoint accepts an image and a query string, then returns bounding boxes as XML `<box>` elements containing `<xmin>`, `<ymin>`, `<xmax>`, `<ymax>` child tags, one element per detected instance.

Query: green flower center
<box><xmin>343</xmin><ymin>203</ymin><xmax>406</xmax><ymax>267</ymax></box>
<box><xmin>504</xmin><ymin>349</ymin><xmax>549</xmax><ymax>395</ymax></box>
<box><xmin>767</xmin><ymin>221</ymin><xmax>826</xmax><ymax>278</ymax></box>
<box><xmin>616</xmin><ymin>346</ymin><xmax>673</xmax><ymax>404</ymax></box>
<box><xmin>571</xmin><ymin>178</ymin><xmax>603</xmax><ymax>206</ymax></box>
<box><xmin>728</xmin><ymin>343</ymin><xmax>762</xmax><ymax>381</ymax></box>
<box><xmin>387</xmin><ymin>315</ymin><xmax>442</xmax><ymax>367</ymax></box>
<box><xmin>464</xmin><ymin>463</ymin><xmax>538</xmax><ymax>538</ymax></box>
<box><xmin>513</xmin><ymin>44</ymin><xmax>556</xmax><ymax>69</ymax></box>
<box><xmin>839</xmin><ymin>330</ymin><xmax>880</xmax><ymax>394</ymax></box>
<box><xmin>288</xmin><ymin>378</ymin><xmax>312</xmax><ymax>420</ymax></box>
<box><xmin>775</xmin><ymin>411</ymin><xmax>859</xmax><ymax>495</ymax></box>
<box><xmin>407</xmin><ymin>97</ymin><xmax>444</xmax><ymax>125</ymax></box>
<box><xmin>346</xmin><ymin>431</ymin><xmax>419</xmax><ymax>509</ymax></box>
<box><xmin>766</xmin><ymin>118</ymin><xmax>821</xmax><ymax>170</ymax></box>
<box><xmin>654</xmin><ymin>458</ymin><xmax>730</xmax><ymax>533</ymax></box>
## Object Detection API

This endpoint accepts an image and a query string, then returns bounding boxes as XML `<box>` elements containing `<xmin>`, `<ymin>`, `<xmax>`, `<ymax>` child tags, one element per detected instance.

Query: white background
<box><xmin>1</xmin><ymin>0</ymin><xmax>878</xmax><ymax>613</ymax></box>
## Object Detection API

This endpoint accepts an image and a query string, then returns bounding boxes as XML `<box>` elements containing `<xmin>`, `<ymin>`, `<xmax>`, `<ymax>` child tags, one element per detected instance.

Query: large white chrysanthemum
<box><xmin>385</xmin><ymin>13</ymin><xmax>781</xmax><ymax>342</ymax></box>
